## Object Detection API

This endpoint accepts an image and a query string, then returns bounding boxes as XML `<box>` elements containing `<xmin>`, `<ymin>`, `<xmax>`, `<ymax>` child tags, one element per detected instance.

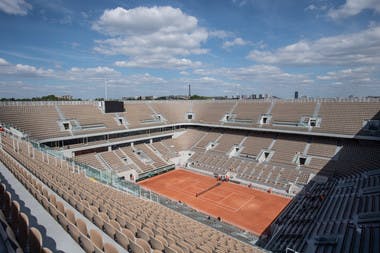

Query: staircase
<box><xmin>266</xmin><ymin>101</ymin><xmax>276</xmax><ymax>114</ymax></box>
<box><xmin>55</xmin><ymin>105</ymin><xmax>66</xmax><ymax>121</ymax></box>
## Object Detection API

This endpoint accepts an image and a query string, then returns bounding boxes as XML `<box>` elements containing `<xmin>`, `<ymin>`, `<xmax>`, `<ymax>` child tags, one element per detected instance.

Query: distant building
<box><xmin>60</xmin><ymin>95</ymin><xmax>73</xmax><ymax>100</ymax></box>
<box><xmin>295</xmin><ymin>91</ymin><xmax>299</xmax><ymax>99</ymax></box>
<box><xmin>259</xmin><ymin>94</ymin><xmax>263</xmax><ymax>99</ymax></box>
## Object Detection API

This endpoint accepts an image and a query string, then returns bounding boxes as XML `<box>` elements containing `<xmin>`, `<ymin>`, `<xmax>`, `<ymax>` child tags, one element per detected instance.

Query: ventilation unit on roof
<box><xmin>220</xmin><ymin>113</ymin><xmax>234</xmax><ymax>123</ymax></box>
<box><xmin>308</xmin><ymin>117</ymin><xmax>321</xmax><ymax>128</ymax></box>
<box><xmin>58</xmin><ymin>120</ymin><xmax>72</xmax><ymax>131</ymax></box>
<box><xmin>295</xmin><ymin>154</ymin><xmax>310</xmax><ymax>166</ymax></box>
<box><xmin>260</xmin><ymin>114</ymin><xmax>272</xmax><ymax>125</ymax></box>
<box><xmin>186</xmin><ymin>112</ymin><xmax>194</xmax><ymax>120</ymax></box>
<box><xmin>257</xmin><ymin>150</ymin><xmax>273</xmax><ymax>163</ymax></box>
<box><xmin>115</xmin><ymin>115</ymin><xmax>129</xmax><ymax>127</ymax></box>
<box><xmin>299</xmin><ymin>116</ymin><xmax>321</xmax><ymax>128</ymax></box>
<box><xmin>228</xmin><ymin>145</ymin><xmax>241</xmax><ymax>158</ymax></box>
<box><xmin>206</xmin><ymin>142</ymin><xmax>217</xmax><ymax>151</ymax></box>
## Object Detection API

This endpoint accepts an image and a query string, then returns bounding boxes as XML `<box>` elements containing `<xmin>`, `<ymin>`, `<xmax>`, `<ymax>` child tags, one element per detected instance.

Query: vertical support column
<box><xmin>108</xmin><ymin>146</ymin><xmax>112</xmax><ymax>151</ymax></box>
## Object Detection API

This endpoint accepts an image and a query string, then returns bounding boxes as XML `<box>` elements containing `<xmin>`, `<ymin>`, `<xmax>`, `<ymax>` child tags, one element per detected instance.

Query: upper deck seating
<box><xmin>150</xmin><ymin>101</ymin><xmax>191</xmax><ymax>124</ymax></box>
<box><xmin>123</xmin><ymin>103</ymin><xmax>162</xmax><ymax>128</ymax></box>
<box><xmin>59</xmin><ymin>104</ymin><xmax>121</xmax><ymax>129</ymax></box>
<box><xmin>232</xmin><ymin>101</ymin><xmax>270</xmax><ymax>125</ymax></box>
<box><xmin>191</xmin><ymin>101</ymin><xmax>234</xmax><ymax>124</ymax></box>
<box><xmin>0</xmin><ymin>105</ymin><xmax>67</xmax><ymax>140</ymax></box>
<box><xmin>313</xmin><ymin>101</ymin><xmax>380</xmax><ymax>135</ymax></box>
<box><xmin>271</xmin><ymin>101</ymin><xmax>316</xmax><ymax>123</ymax></box>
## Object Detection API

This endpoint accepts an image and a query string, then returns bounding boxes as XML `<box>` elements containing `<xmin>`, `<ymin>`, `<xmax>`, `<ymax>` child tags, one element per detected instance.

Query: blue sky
<box><xmin>0</xmin><ymin>0</ymin><xmax>379</xmax><ymax>99</ymax></box>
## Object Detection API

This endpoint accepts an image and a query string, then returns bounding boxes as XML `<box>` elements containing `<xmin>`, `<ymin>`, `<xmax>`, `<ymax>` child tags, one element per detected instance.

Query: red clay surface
<box><xmin>139</xmin><ymin>169</ymin><xmax>291</xmax><ymax>235</ymax></box>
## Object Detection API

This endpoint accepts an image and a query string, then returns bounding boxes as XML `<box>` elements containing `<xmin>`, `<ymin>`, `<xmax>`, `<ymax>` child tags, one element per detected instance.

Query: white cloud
<box><xmin>248</xmin><ymin>25</ymin><xmax>380</xmax><ymax>65</ymax></box>
<box><xmin>222</xmin><ymin>37</ymin><xmax>248</xmax><ymax>48</ymax></box>
<box><xmin>328</xmin><ymin>0</ymin><xmax>380</xmax><ymax>20</ymax></box>
<box><xmin>93</xmin><ymin>6</ymin><xmax>208</xmax><ymax>69</ymax></box>
<box><xmin>115</xmin><ymin>57</ymin><xmax>201</xmax><ymax>69</ymax></box>
<box><xmin>314</xmin><ymin>66</ymin><xmax>380</xmax><ymax>95</ymax></box>
<box><xmin>0</xmin><ymin>58</ymin><xmax>9</xmax><ymax>65</ymax></box>
<box><xmin>305</xmin><ymin>4</ymin><xmax>317</xmax><ymax>11</ymax></box>
<box><xmin>0</xmin><ymin>58</ymin><xmax>120</xmax><ymax>81</ymax></box>
<box><xmin>0</xmin><ymin>57</ymin><xmax>171</xmax><ymax>97</ymax></box>
<box><xmin>0</xmin><ymin>61</ymin><xmax>54</xmax><ymax>77</ymax></box>
<box><xmin>67</xmin><ymin>66</ymin><xmax>121</xmax><ymax>80</ymax></box>
<box><xmin>209</xmin><ymin>30</ymin><xmax>233</xmax><ymax>39</ymax></box>
<box><xmin>0</xmin><ymin>0</ymin><xmax>31</xmax><ymax>15</ymax></box>
<box><xmin>179</xmin><ymin>71</ymin><xmax>189</xmax><ymax>75</ymax></box>
<box><xmin>317</xmin><ymin>67</ymin><xmax>375</xmax><ymax>83</ymax></box>
<box><xmin>193</xmin><ymin>65</ymin><xmax>308</xmax><ymax>91</ymax></box>
<box><xmin>305</xmin><ymin>4</ymin><xmax>328</xmax><ymax>12</ymax></box>
<box><xmin>109</xmin><ymin>73</ymin><xmax>167</xmax><ymax>87</ymax></box>
<box><xmin>93</xmin><ymin>6</ymin><xmax>198</xmax><ymax>36</ymax></box>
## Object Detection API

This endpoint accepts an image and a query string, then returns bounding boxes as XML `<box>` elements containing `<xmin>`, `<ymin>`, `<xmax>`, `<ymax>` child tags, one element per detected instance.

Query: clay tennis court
<box><xmin>139</xmin><ymin>169</ymin><xmax>291</xmax><ymax>235</ymax></box>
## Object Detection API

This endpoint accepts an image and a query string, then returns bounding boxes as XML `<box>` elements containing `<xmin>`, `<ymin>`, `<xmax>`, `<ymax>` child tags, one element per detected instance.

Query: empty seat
<box><xmin>68</xmin><ymin>222</ymin><xmax>80</xmax><ymax>243</ymax></box>
<box><xmin>56</xmin><ymin>201</ymin><xmax>65</xmax><ymax>214</ymax></box>
<box><xmin>122</xmin><ymin>228</ymin><xmax>135</xmax><ymax>241</ymax></box>
<box><xmin>7</xmin><ymin>200</ymin><xmax>20</xmax><ymax>230</ymax></box>
<box><xmin>136</xmin><ymin>238</ymin><xmax>152</xmax><ymax>253</ymax></box>
<box><xmin>77</xmin><ymin>218</ymin><xmax>88</xmax><ymax>236</ymax></box>
<box><xmin>90</xmin><ymin>229</ymin><xmax>104</xmax><ymax>250</ymax></box>
<box><xmin>57</xmin><ymin>212</ymin><xmax>69</xmax><ymax>231</ymax></box>
<box><xmin>28</xmin><ymin>227</ymin><xmax>43</xmax><ymax>253</ymax></box>
<box><xmin>115</xmin><ymin>229</ymin><xmax>129</xmax><ymax>250</ymax></box>
<box><xmin>66</xmin><ymin>209</ymin><xmax>76</xmax><ymax>224</ymax></box>
<box><xmin>80</xmin><ymin>234</ymin><xmax>95</xmax><ymax>253</ymax></box>
<box><xmin>104</xmin><ymin>242</ymin><xmax>119</xmax><ymax>253</ymax></box>
<box><xmin>6</xmin><ymin>226</ymin><xmax>22</xmax><ymax>250</ymax></box>
<box><xmin>136</xmin><ymin>228</ymin><xmax>149</xmax><ymax>241</ymax></box>
<box><xmin>16</xmin><ymin>213</ymin><xmax>29</xmax><ymax>248</ymax></box>
<box><xmin>150</xmin><ymin>236</ymin><xmax>164</xmax><ymax>250</ymax></box>
<box><xmin>129</xmin><ymin>240</ymin><xmax>145</xmax><ymax>253</ymax></box>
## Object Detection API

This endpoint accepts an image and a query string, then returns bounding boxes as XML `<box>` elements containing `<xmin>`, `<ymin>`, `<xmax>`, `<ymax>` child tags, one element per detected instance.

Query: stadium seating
<box><xmin>0</xmin><ymin>98</ymin><xmax>379</xmax><ymax>253</ymax></box>
<box><xmin>0</xmin><ymin>134</ymin><xmax>261</xmax><ymax>253</ymax></box>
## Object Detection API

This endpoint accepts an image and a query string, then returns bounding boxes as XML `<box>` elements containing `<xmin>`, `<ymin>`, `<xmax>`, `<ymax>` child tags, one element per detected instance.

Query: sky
<box><xmin>0</xmin><ymin>0</ymin><xmax>379</xmax><ymax>99</ymax></box>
